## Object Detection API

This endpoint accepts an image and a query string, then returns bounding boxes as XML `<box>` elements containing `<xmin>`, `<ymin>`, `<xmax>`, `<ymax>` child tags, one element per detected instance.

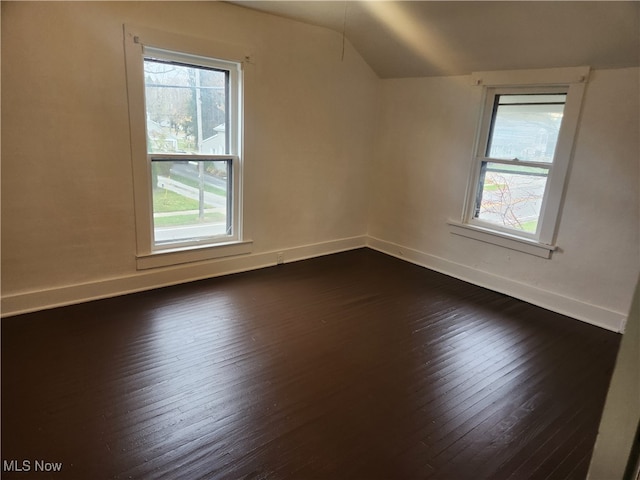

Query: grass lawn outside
<box><xmin>153</xmin><ymin>188</ymin><xmax>204</xmax><ymax>212</ymax></box>
<box><xmin>154</xmin><ymin>211</ymin><xmax>226</xmax><ymax>227</ymax></box>
<box><xmin>171</xmin><ymin>173</ymin><xmax>227</xmax><ymax>197</ymax></box>
<box><xmin>153</xmin><ymin>188</ymin><xmax>226</xmax><ymax>227</ymax></box>
<box><xmin>519</xmin><ymin>220</ymin><xmax>538</xmax><ymax>232</ymax></box>
<box><xmin>484</xmin><ymin>183</ymin><xmax>506</xmax><ymax>192</ymax></box>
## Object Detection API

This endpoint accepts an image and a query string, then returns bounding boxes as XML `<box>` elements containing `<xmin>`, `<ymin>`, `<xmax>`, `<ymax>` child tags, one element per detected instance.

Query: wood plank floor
<box><xmin>2</xmin><ymin>248</ymin><xmax>620</xmax><ymax>479</ymax></box>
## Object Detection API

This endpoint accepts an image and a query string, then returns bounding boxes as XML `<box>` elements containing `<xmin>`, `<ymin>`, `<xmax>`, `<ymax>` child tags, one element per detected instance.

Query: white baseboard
<box><xmin>367</xmin><ymin>236</ymin><xmax>627</xmax><ymax>333</ymax></box>
<box><xmin>2</xmin><ymin>234</ymin><xmax>628</xmax><ymax>333</ymax></box>
<box><xmin>1</xmin><ymin>235</ymin><xmax>367</xmax><ymax>318</ymax></box>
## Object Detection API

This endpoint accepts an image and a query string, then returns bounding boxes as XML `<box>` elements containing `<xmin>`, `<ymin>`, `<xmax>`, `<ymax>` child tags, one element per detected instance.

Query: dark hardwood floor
<box><xmin>2</xmin><ymin>248</ymin><xmax>620</xmax><ymax>479</ymax></box>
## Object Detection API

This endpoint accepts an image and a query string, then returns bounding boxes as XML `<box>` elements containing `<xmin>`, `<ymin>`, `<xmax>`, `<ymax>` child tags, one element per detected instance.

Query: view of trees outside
<box><xmin>143</xmin><ymin>58</ymin><xmax>231</xmax><ymax>245</ymax></box>
<box><xmin>475</xmin><ymin>94</ymin><xmax>566</xmax><ymax>233</ymax></box>
<box><xmin>477</xmin><ymin>164</ymin><xmax>549</xmax><ymax>233</ymax></box>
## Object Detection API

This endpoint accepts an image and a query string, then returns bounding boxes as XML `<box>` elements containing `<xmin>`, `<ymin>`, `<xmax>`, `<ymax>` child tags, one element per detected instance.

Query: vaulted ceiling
<box><xmin>228</xmin><ymin>1</ymin><xmax>640</xmax><ymax>78</ymax></box>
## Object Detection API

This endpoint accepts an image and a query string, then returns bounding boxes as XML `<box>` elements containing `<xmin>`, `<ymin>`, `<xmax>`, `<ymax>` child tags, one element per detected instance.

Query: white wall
<box><xmin>369</xmin><ymin>68</ymin><xmax>639</xmax><ymax>331</ymax></box>
<box><xmin>1</xmin><ymin>1</ymin><xmax>379</xmax><ymax>313</ymax></box>
<box><xmin>588</xmin><ymin>275</ymin><xmax>640</xmax><ymax>478</ymax></box>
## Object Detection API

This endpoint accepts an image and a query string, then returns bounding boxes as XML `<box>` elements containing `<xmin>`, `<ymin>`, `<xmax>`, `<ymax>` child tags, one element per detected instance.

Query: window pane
<box><xmin>152</xmin><ymin>160</ymin><xmax>231</xmax><ymax>245</ymax></box>
<box><xmin>144</xmin><ymin>59</ymin><xmax>228</xmax><ymax>154</ymax></box>
<box><xmin>475</xmin><ymin>162</ymin><xmax>549</xmax><ymax>233</ymax></box>
<box><xmin>487</xmin><ymin>94</ymin><xmax>566</xmax><ymax>163</ymax></box>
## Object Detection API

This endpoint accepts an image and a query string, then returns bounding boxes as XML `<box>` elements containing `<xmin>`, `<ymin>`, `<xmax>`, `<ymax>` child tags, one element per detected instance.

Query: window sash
<box><xmin>148</xmin><ymin>154</ymin><xmax>239</xmax><ymax>250</ymax></box>
<box><xmin>471</xmin><ymin>158</ymin><xmax>552</xmax><ymax>238</ymax></box>
<box><xmin>142</xmin><ymin>46</ymin><xmax>241</xmax><ymax>158</ymax></box>
<box><xmin>485</xmin><ymin>94</ymin><xmax>566</xmax><ymax>163</ymax></box>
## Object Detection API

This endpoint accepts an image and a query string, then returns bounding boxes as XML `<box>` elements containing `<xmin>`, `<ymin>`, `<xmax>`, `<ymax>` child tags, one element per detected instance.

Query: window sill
<box><xmin>447</xmin><ymin>222</ymin><xmax>556</xmax><ymax>259</ymax></box>
<box><xmin>137</xmin><ymin>240</ymin><xmax>253</xmax><ymax>270</ymax></box>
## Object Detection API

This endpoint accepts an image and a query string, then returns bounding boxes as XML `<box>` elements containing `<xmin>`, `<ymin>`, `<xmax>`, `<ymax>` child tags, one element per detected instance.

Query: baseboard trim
<box><xmin>2</xmin><ymin>234</ymin><xmax>627</xmax><ymax>332</ymax></box>
<box><xmin>1</xmin><ymin>236</ymin><xmax>367</xmax><ymax>318</ymax></box>
<box><xmin>367</xmin><ymin>236</ymin><xmax>627</xmax><ymax>333</ymax></box>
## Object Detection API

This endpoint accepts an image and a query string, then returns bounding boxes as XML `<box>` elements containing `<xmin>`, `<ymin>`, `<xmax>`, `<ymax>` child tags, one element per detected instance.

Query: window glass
<box><xmin>151</xmin><ymin>159</ymin><xmax>231</xmax><ymax>245</ymax></box>
<box><xmin>475</xmin><ymin>162</ymin><xmax>549</xmax><ymax>233</ymax></box>
<box><xmin>144</xmin><ymin>58</ymin><xmax>229</xmax><ymax>155</ymax></box>
<box><xmin>487</xmin><ymin>94</ymin><xmax>566</xmax><ymax>163</ymax></box>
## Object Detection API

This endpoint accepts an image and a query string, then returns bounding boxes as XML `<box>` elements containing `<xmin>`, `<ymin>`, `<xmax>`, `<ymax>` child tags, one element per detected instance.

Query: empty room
<box><xmin>2</xmin><ymin>1</ymin><xmax>639</xmax><ymax>479</ymax></box>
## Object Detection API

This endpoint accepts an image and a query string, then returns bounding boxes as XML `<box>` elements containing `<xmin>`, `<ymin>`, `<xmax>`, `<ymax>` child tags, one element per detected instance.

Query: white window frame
<box><xmin>449</xmin><ymin>67</ymin><xmax>589</xmax><ymax>258</ymax></box>
<box><xmin>124</xmin><ymin>25</ymin><xmax>252</xmax><ymax>269</ymax></box>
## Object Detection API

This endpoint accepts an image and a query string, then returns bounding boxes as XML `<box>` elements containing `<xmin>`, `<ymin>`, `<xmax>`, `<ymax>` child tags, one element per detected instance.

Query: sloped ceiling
<box><xmin>227</xmin><ymin>1</ymin><xmax>640</xmax><ymax>78</ymax></box>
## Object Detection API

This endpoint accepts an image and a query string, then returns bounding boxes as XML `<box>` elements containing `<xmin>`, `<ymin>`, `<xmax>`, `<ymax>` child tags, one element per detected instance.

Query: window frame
<box><xmin>469</xmin><ymin>85</ymin><xmax>568</xmax><ymax>240</ymax></box>
<box><xmin>124</xmin><ymin>25</ymin><xmax>252</xmax><ymax>269</ymax></box>
<box><xmin>450</xmin><ymin>67</ymin><xmax>589</xmax><ymax>258</ymax></box>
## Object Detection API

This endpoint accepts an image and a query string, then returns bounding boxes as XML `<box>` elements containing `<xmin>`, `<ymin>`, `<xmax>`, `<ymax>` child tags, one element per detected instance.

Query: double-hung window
<box><xmin>144</xmin><ymin>50</ymin><xmax>239</xmax><ymax>246</ymax></box>
<box><xmin>124</xmin><ymin>26</ymin><xmax>251</xmax><ymax>269</ymax></box>
<box><xmin>450</xmin><ymin>68</ymin><xmax>589</xmax><ymax>258</ymax></box>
